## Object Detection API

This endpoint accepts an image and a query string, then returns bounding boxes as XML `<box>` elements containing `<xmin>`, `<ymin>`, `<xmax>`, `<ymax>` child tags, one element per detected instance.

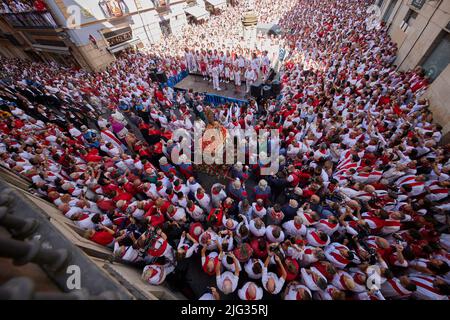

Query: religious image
<box><xmin>98</xmin><ymin>0</ymin><xmax>129</xmax><ymax>18</ymax></box>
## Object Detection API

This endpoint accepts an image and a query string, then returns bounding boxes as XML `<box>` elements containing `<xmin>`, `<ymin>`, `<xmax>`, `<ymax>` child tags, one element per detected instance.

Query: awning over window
<box><xmin>205</xmin><ymin>0</ymin><xmax>226</xmax><ymax>8</ymax></box>
<box><xmin>108</xmin><ymin>38</ymin><xmax>141</xmax><ymax>53</ymax></box>
<box><xmin>184</xmin><ymin>5</ymin><xmax>210</xmax><ymax>21</ymax></box>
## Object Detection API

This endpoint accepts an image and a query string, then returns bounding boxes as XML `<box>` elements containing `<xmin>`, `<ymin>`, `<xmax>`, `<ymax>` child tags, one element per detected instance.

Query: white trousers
<box><xmin>213</xmin><ymin>76</ymin><xmax>220</xmax><ymax>90</ymax></box>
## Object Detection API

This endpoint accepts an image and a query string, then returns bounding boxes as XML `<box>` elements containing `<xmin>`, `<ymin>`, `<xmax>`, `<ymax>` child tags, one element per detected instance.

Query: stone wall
<box><xmin>381</xmin><ymin>0</ymin><xmax>450</xmax><ymax>143</ymax></box>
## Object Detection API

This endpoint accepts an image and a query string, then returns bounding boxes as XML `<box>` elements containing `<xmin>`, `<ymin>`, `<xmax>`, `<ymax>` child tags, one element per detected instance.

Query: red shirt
<box><xmin>250</xmin><ymin>239</ymin><xmax>268</xmax><ymax>259</ymax></box>
<box><xmin>123</xmin><ymin>182</ymin><xmax>138</xmax><ymax>196</ymax></box>
<box><xmin>90</xmin><ymin>230</ymin><xmax>114</xmax><ymax>246</ymax></box>
<box><xmin>279</xmin><ymin>257</ymin><xmax>299</xmax><ymax>281</ymax></box>
<box><xmin>112</xmin><ymin>190</ymin><xmax>133</xmax><ymax>203</ymax></box>
<box><xmin>34</xmin><ymin>0</ymin><xmax>47</xmax><ymax>12</ymax></box>
<box><xmin>207</xmin><ymin>208</ymin><xmax>224</xmax><ymax>227</ymax></box>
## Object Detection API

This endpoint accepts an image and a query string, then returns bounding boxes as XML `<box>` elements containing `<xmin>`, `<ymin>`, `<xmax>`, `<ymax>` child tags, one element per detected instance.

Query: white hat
<box><xmin>417</xmin><ymin>209</ymin><xmax>427</xmax><ymax>216</ymax></box>
<box><xmin>179</xmin><ymin>154</ymin><xmax>189</xmax><ymax>164</ymax></box>
<box><xmin>159</xmin><ymin>157</ymin><xmax>168</xmax><ymax>165</ymax></box>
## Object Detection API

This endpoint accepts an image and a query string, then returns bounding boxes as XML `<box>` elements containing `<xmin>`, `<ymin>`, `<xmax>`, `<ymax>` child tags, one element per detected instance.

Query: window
<box><xmin>400</xmin><ymin>9</ymin><xmax>417</xmax><ymax>31</ymax></box>
<box><xmin>383</xmin><ymin>0</ymin><xmax>398</xmax><ymax>23</ymax></box>
<box><xmin>421</xmin><ymin>32</ymin><xmax>450</xmax><ymax>81</ymax></box>
<box><xmin>411</xmin><ymin>0</ymin><xmax>426</xmax><ymax>10</ymax></box>
<box><xmin>404</xmin><ymin>9</ymin><xmax>418</xmax><ymax>24</ymax></box>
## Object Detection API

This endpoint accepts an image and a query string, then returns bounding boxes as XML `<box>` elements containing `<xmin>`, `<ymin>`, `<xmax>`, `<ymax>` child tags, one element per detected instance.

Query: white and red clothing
<box><xmin>262</xmin><ymin>266</ymin><xmax>285</xmax><ymax>294</ymax></box>
<box><xmin>252</xmin><ymin>203</ymin><xmax>267</xmax><ymax>218</ymax></box>
<box><xmin>380</xmin><ymin>278</ymin><xmax>413</xmax><ymax>299</ymax></box>
<box><xmin>201</xmin><ymin>252</ymin><xmax>220</xmax><ymax>276</ymax></box>
<box><xmin>324</xmin><ymin>243</ymin><xmax>355</xmax><ymax>269</ymax></box>
<box><xmin>410</xmin><ymin>275</ymin><xmax>449</xmax><ymax>300</ymax></box>
<box><xmin>142</xmin><ymin>263</ymin><xmax>174</xmax><ymax>285</ymax></box>
<box><xmin>244</xmin><ymin>259</ymin><xmax>264</xmax><ymax>280</ymax></box>
<box><xmin>265</xmin><ymin>225</ymin><xmax>285</xmax><ymax>243</ymax></box>
<box><xmin>195</xmin><ymin>192</ymin><xmax>212</xmax><ymax>212</ymax></box>
<box><xmin>238</xmin><ymin>282</ymin><xmax>264</xmax><ymax>300</ymax></box>
<box><xmin>300</xmin><ymin>267</ymin><xmax>328</xmax><ymax>291</ymax></box>
<box><xmin>284</xmin><ymin>284</ymin><xmax>312</xmax><ymax>300</ymax></box>
<box><xmin>306</xmin><ymin>230</ymin><xmax>330</xmax><ymax>247</ymax></box>
<box><xmin>282</xmin><ymin>219</ymin><xmax>307</xmax><ymax>238</ymax></box>
<box><xmin>249</xmin><ymin>219</ymin><xmax>266</xmax><ymax>237</ymax></box>
<box><xmin>167</xmin><ymin>206</ymin><xmax>186</xmax><ymax>221</ymax></box>
<box><xmin>297</xmin><ymin>209</ymin><xmax>319</xmax><ymax>227</ymax></box>
<box><xmin>216</xmin><ymin>271</ymin><xmax>239</xmax><ymax>294</ymax></box>
<box><xmin>316</xmin><ymin>219</ymin><xmax>339</xmax><ymax>236</ymax></box>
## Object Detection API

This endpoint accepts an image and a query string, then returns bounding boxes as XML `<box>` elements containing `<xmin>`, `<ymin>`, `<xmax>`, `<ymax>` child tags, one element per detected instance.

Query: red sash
<box><xmin>102</xmin><ymin>129</ymin><xmax>122</xmax><ymax>146</ymax></box>
<box><xmin>330</xmin><ymin>252</ymin><xmax>350</xmax><ymax>265</ymax></box>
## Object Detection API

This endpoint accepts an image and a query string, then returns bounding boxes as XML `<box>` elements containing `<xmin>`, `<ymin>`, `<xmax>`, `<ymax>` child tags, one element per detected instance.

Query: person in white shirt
<box><xmin>142</xmin><ymin>262</ymin><xmax>175</xmax><ymax>285</ymax></box>
<box><xmin>283</xmin><ymin>281</ymin><xmax>312</xmax><ymax>300</ymax></box>
<box><xmin>244</xmin><ymin>66</ymin><xmax>257</xmax><ymax>93</ymax></box>
<box><xmin>244</xmin><ymin>258</ymin><xmax>264</xmax><ymax>280</ymax></box>
<box><xmin>380</xmin><ymin>276</ymin><xmax>416</xmax><ymax>299</ymax></box>
<box><xmin>211</xmin><ymin>183</ymin><xmax>227</xmax><ymax>207</ymax></box>
<box><xmin>216</xmin><ymin>252</ymin><xmax>240</xmax><ymax>294</ymax></box>
<box><xmin>282</xmin><ymin>216</ymin><xmax>307</xmax><ymax>238</ymax></box>
<box><xmin>212</xmin><ymin>63</ymin><xmax>221</xmax><ymax>91</ymax></box>
<box><xmin>262</xmin><ymin>253</ymin><xmax>287</xmax><ymax>295</ymax></box>
<box><xmin>409</xmin><ymin>275</ymin><xmax>449</xmax><ymax>300</ymax></box>
<box><xmin>238</xmin><ymin>282</ymin><xmax>264</xmax><ymax>300</ymax></box>
<box><xmin>234</xmin><ymin>66</ymin><xmax>242</xmax><ymax>91</ymax></box>
<box><xmin>198</xmin><ymin>287</ymin><xmax>221</xmax><ymax>300</ymax></box>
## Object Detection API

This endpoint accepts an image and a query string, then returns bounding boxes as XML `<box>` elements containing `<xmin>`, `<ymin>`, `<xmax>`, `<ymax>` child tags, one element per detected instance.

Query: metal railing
<box><xmin>1</xmin><ymin>11</ymin><xmax>59</xmax><ymax>29</ymax></box>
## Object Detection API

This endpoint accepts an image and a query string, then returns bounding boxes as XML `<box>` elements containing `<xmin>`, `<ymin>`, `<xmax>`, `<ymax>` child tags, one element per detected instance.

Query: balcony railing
<box><xmin>1</xmin><ymin>11</ymin><xmax>59</xmax><ymax>29</ymax></box>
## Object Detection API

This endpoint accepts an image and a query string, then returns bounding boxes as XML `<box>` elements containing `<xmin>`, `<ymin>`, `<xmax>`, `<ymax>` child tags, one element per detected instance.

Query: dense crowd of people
<box><xmin>0</xmin><ymin>0</ymin><xmax>47</xmax><ymax>13</ymax></box>
<box><xmin>0</xmin><ymin>0</ymin><xmax>449</xmax><ymax>300</ymax></box>
<box><xmin>148</xmin><ymin>0</ymin><xmax>295</xmax><ymax>92</ymax></box>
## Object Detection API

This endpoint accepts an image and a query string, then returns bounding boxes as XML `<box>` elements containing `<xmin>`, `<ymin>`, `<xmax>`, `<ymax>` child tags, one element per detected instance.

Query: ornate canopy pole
<box><xmin>241</xmin><ymin>0</ymin><xmax>258</xmax><ymax>49</ymax></box>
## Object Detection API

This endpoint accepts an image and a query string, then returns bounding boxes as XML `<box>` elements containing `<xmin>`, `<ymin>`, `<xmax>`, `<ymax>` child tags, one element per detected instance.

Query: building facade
<box><xmin>0</xmin><ymin>15</ymin><xmax>33</xmax><ymax>59</ymax></box>
<box><xmin>0</xmin><ymin>0</ymin><xmax>195</xmax><ymax>71</ymax></box>
<box><xmin>378</xmin><ymin>0</ymin><xmax>450</xmax><ymax>142</ymax></box>
<box><xmin>0</xmin><ymin>1</ymin><xmax>234</xmax><ymax>71</ymax></box>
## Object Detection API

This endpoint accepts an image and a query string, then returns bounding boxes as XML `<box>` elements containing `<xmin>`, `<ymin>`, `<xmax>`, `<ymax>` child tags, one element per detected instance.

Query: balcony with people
<box><xmin>0</xmin><ymin>0</ymin><xmax>59</xmax><ymax>29</ymax></box>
